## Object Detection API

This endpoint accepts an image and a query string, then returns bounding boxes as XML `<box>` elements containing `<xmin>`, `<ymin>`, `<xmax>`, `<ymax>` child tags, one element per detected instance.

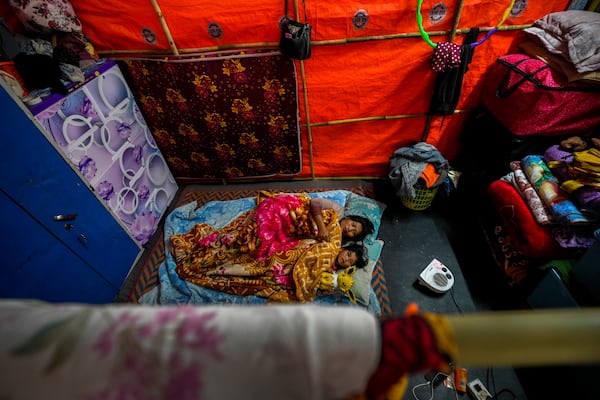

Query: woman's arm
<box><xmin>310</xmin><ymin>198</ymin><xmax>344</xmax><ymax>241</ymax></box>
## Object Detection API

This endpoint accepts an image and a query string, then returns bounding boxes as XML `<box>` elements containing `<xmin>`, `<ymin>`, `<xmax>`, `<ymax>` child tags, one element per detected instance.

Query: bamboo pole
<box><xmin>446</xmin><ymin>308</ymin><xmax>600</xmax><ymax>367</ymax></box>
<box><xmin>291</xmin><ymin>0</ymin><xmax>315</xmax><ymax>179</ymax></box>
<box><xmin>97</xmin><ymin>25</ymin><xmax>533</xmax><ymax>57</ymax></box>
<box><xmin>149</xmin><ymin>0</ymin><xmax>179</xmax><ymax>56</ymax></box>
<box><xmin>449</xmin><ymin>0</ymin><xmax>466</xmax><ymax>43</ymax></box>
<box><xmin>310</xmin><ymin>113</ymin><xmax>428</xmax><ymax>127</ymax></box>
<box><xmin>308</xmin><ymin>109</ymin><xmax>470</xmax><ymax>128</ymax></box>
<box><xmin>299</xmin><ymin>59</ymin><xmax>315</xmax><ymax>180</ymax></box>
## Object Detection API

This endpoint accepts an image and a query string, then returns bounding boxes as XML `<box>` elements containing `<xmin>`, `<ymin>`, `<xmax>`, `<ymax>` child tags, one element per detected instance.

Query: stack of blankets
<box><xmin>486</xmin><ymin>138</ymin><xmax>599</xmax><ymax>283</ymax></box>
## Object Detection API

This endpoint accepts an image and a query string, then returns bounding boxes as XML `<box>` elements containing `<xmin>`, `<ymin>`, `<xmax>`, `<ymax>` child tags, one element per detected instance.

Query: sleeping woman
<box><xmin>171</xmin><ymin>191</ymin><xmax>369</xmax><ymax>302</ymax></box>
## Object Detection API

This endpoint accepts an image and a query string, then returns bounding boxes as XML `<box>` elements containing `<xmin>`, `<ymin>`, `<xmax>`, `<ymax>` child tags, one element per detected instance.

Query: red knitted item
<box><xmin>366</xmin><ymin>315</ymin><xmax>448</xmax><ymax>398</ymax></box>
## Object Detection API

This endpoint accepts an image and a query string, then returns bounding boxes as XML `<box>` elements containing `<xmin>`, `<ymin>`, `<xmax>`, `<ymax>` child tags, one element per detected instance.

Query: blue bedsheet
<box><xmin>139</xmin><ymin>191</ymin><xmax>382</xmax><ymax>316</ymax></box>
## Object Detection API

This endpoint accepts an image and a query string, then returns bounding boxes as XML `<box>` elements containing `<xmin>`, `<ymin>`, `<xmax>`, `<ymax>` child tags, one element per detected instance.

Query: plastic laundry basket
<box><xmin>400</xmin><ymin>182</ymin><xmax>439</xmax><ymax>211</ymax></box>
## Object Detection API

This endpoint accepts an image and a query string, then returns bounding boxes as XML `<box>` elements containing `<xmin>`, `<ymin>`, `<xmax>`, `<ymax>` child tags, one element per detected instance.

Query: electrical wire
<box><xmin>449</xmin><ymin>287</ymin><xmax>463</xmax><ymax>314</ymax></box>
<box><xmin>410</xmin><ymin>369</ymin><xmax>462</xmax><ymax>400</ymax></box>
<box><xmin>411</xmin><ymin>379</ymin><xmax>436</xmax><ymax>400</ymax></box>
<box><xmin>495</xmin><ymin>388</ymin><xmax>518</xmax><ymax>399</ymax></box>
<box><xmin>487</xmin><ymin>366</ymin><xmax>496</xmax><ymax>395</ymax></box>
<box><xmin>408</xmin><ymin>278</ymin><xmax>463</xmax><ymax>398</ymax></box>
<box><xmin>411</xmin><ymin>371</ymin><xmax>452</xmax><ymax>400</ymax></box>
<box><xmin>486</xmin><ymin>364</ymin><xmax>518</xmax><ymax>400</ymax></box>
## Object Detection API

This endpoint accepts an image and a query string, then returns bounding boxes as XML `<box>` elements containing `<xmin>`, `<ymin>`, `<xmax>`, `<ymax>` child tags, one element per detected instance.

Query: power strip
<box><xmin>467</xmin><ymin>378</ymin><xmax>493</xmax><ymax>400</ymax></box>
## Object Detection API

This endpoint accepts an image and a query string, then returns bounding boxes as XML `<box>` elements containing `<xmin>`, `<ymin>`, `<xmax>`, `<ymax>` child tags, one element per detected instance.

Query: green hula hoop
<box><xmin>417</xmin><ymin>0</ymin><xmax>437</xmax><ymax>49</ymax></box>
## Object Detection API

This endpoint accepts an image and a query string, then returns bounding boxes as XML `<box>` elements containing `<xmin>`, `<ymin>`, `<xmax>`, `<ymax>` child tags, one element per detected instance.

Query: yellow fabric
<box><xmin>336</xmin><ymin>266</ymin><xmax>358</xmax><ymax>304</ymax></box>
<box><xmin>573</xmin><ymin>148</ymin><xmax>600</xmax><ymax>172</ymax></box>
<box><xmin>172</xmin><ymin>192</ymin><xmax>342</xmax><ymax>302</ymax></box>
<box><xmin>293</xmin><ymin>210</ymin><xmax>342</xmax><ymax>301</ymax></box>
<box><xmin>375</xmin><ymin>305</ymin><xmax>457</xmax><ymax>400</ymax></box>
<box><xmin>421</xmin><ymin>312</ymin><xmax>459</xmax><ymax>372</ymax></box>
<box><xmin>561</xmin><ymin>148</ymin><xmax>600</xmax><ymax>193</ymax></box>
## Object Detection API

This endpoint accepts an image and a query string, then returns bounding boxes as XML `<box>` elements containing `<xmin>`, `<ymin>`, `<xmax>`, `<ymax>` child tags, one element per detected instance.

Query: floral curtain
<box><xmin>118</xmin><ymin>50</ymin><xmax>301</xmax><ymax>181</ymax></box>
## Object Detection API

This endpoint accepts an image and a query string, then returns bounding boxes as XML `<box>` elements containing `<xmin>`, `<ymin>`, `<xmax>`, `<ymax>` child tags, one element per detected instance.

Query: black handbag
<box><xmin>279</xmin><ymin>0</ymin><xmax>311</xmax><ymax>60</ymax></box>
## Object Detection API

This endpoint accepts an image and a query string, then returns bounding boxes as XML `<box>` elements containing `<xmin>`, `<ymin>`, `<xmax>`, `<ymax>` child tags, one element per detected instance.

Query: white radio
<box><xmin>418</xmin><ymin>258</ymin><xmax>454</xmax><ymax>293</ymax></box>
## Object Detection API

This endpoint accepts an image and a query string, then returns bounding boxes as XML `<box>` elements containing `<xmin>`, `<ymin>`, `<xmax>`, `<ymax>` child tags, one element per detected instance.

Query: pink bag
<box><xmin>481</xmin><ymin>54</ymin><xmax>600</xmax><ymax>136</ymax></box>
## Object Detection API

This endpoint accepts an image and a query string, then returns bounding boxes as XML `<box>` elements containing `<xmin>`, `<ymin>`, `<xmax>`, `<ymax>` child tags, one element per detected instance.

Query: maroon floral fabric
<box><xmin>8</xmin><ymin>0</ymin><xmax>82</xmax><ymax>34</ymax></box>
<box><xmin>118</xmin><ymin>51</ymin><xmax>301</xmax><ymax>181</ymax></box>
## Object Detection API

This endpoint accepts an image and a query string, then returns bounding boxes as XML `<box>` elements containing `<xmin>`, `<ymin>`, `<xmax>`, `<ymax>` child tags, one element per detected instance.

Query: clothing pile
<box><xmin>388</xmin><ymin>142</ymin><xmax>449</xmax><ymax>200</ymax></box>
<box><xmin>485</xmin><ymin>136</ymin><xmax>599</xmax><ymax>284</ymax></box>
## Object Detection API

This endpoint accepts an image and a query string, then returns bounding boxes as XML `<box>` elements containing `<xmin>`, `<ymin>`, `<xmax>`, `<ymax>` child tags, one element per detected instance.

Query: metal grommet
<box><xmin>510</xmin><ymin>0</ymin><xmax>528</xmax><ymax>18</ymax></box>
<box><xmin>352</xmin><ymin>9</ymin><xmax>369</xmax><ymax>30</ymax></box>
<box><xmin>429</xmin><ymin>2</ymin><xmax>448</xmax><ymax>25</ymax></box>
<box><xmin>141</xmin><ymin>27</ymin><xmax>157</xmax><ymax>45</ymax></box>
<box><xmin>208</xmin><ymin>22</ymin><xmax>223</xmax><ymax>39</ymax></box>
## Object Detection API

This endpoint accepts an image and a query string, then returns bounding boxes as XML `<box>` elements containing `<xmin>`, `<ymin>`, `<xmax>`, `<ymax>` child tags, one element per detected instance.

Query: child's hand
<box><xmin>316</xmin><ymin>226</ymin><xmax>331</xmax><ymax>242</ymax></box>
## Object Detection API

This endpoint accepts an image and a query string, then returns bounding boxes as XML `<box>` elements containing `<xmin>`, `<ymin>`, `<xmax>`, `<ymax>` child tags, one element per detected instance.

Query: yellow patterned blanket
<box><xmin>172</xmin><ymin>192</ymin><xmax>342</xmax><ymax>302</ymax></box>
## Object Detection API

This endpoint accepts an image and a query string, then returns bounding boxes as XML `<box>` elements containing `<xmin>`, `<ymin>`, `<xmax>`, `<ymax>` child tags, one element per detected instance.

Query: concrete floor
<box><xmin>375</xmin><ymin>177</ymin><xmax>600</xmax><ymax>400</ymax></box>
<box><xmin>372</xmin><ymin>179</ymin><xmax>530</xmax><ymax>400</ymax></box>
<box><xmin>122</xmin><ymin>177</ymin><xmax>596</xmax><ymax>399</ymax></box>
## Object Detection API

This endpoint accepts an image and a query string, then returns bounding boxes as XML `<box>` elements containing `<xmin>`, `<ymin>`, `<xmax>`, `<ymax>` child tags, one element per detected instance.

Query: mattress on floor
<box><xmin>123</xmin><ymin>182</ymin><xmax>392</xmax><ymax>317</ymax></box>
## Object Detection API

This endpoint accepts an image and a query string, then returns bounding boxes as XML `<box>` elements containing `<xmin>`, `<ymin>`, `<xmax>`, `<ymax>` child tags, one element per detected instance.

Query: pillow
<box><xmin>8</xmin><ymin>0</ymin><xmax>82</xmax><ymax>34</ymax></box>
<box><xmin>519</xmin><ymin>40</ymin><xmax>600</xmax><ymax>84</ymax></box>
<box><xmin>524</xmin><ymin>11</ymin><xmax>600</xmax><ymax>74</ymax></box>
<box><xmin>309</xmin><ymin>191</ymin><xmax>384</xmax><ymax>306</ymax></box>
<box><xmin>347</xmin><ymin>239</ymin><xmax>383</xmax><ymax>306</ymax></box>
<box><xmin>308</xmin><ymin>190</ymin><xmax>351</xmax><ymax>209</ymax></box>
<box><xmin>344</xmin><ymin>192</ymin><xmax>386</xmax><ymax>245</ymax></box>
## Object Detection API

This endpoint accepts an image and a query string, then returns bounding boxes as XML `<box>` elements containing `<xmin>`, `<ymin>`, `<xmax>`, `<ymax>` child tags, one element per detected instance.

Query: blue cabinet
<box><xmin>0</xmin><ymin>85</ymin><xmax>142</xmax><ymax>303</ymax></box>
<box><xmin>0</xmin><ymin>192</ymin><xmax>117</xmax><ymax>302</ymax></box>
<box><xmin>33</xmin><ymin>61</ymin><xmax>178</xmax><ymax>247</ymax></box>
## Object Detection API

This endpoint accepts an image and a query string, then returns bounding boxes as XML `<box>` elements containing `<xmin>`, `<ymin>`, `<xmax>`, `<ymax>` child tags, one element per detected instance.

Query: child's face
<box><xmin>340</xmin><ymin>218</ymin><xmax>363</xmax><ymax>238</ymax></box>
<box><xmin>336</xmin><ymin>249</ymin><xmax>358</xmax><ymax>268</ymax></box>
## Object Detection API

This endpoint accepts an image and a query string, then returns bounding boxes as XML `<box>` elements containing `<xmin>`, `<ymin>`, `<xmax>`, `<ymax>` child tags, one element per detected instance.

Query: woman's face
<box><xmin>336</xmin><ymin>249</ymin><xmax>358</xmax><ymax>269</ymax></box>
<box><xmin>340</xmin><ymin>218</ymin><xmax>363</xmax><ymax>238</ymax></box>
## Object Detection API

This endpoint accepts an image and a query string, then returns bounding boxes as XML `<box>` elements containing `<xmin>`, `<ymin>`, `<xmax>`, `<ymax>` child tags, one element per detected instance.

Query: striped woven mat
<box><xmin>125</xmin><ymin>184</ymin><xmax>392</xmax><ymax>317</ymax></box>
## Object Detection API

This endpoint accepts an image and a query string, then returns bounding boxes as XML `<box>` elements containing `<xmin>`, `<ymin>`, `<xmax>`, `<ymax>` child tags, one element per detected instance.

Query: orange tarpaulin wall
<box><xmin>3</xmin><ymin>0</ymin><xmax>570</xmax><ymax>178</ymax></box>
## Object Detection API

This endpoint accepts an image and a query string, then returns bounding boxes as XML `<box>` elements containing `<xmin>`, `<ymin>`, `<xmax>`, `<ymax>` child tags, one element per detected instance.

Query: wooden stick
<box><xmin>446</xmin><ymin>308</ymin><xmax>600</xmax><ymax>366</ymax></box>
<box><xmin>97</xmin><ymin>25</ymin><xmax>532</xmax><ymax>56</ymax></box>
<box><xmin>449</xmin><ymin>0</ymin><xmax>466</xmax><ymax>43</ymax></box>
<box><xmin>291</xmin><ymin>0</ymin><xmax>315</xmax><ymax>179</ymax></box>
<box><xmin>298</xmin><ymin>59</ymin><xmax>315</xmax><ymax>179</ymax></box>
<box><xmin>149</xmin><ymin>0</ymin><xmax>180</xmax><ymax>56</ymax></box>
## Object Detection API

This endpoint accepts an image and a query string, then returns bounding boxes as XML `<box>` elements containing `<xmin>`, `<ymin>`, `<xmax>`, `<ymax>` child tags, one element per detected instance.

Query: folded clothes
<box><xmin>544</xmin><ymin>144</ymin><xmax>600</xmax><ymax>217</ymax></box>
<box><xmin>508</xmin><ymin>161</ymin><xmax>554</xmax><ymax>226</ymax></box>
<box><xmin>521</xmin><ymin>155</ymin><xmax>589</xmax><ymax>226</ymax></box>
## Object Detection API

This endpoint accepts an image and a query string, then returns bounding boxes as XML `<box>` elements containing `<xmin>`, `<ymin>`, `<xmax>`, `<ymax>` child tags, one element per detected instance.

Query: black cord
<box><xmin>484</xmin><ymin>365</ymin><xmax>518</xmax><ymax>400</ymax></box>
<box><xmin>487</xmin><ymin>366</ymin><xmax>496</xmax><ymax>396</ymax></box>
<box><xmin>449</xmin><ymin>287</ymin><xmax>463</xmax><ymax>314</ymax></box>
<box><xmin>495</xmin><ymin>388</ymin><xmax>518</xmax><ymax>399</ymax></box>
